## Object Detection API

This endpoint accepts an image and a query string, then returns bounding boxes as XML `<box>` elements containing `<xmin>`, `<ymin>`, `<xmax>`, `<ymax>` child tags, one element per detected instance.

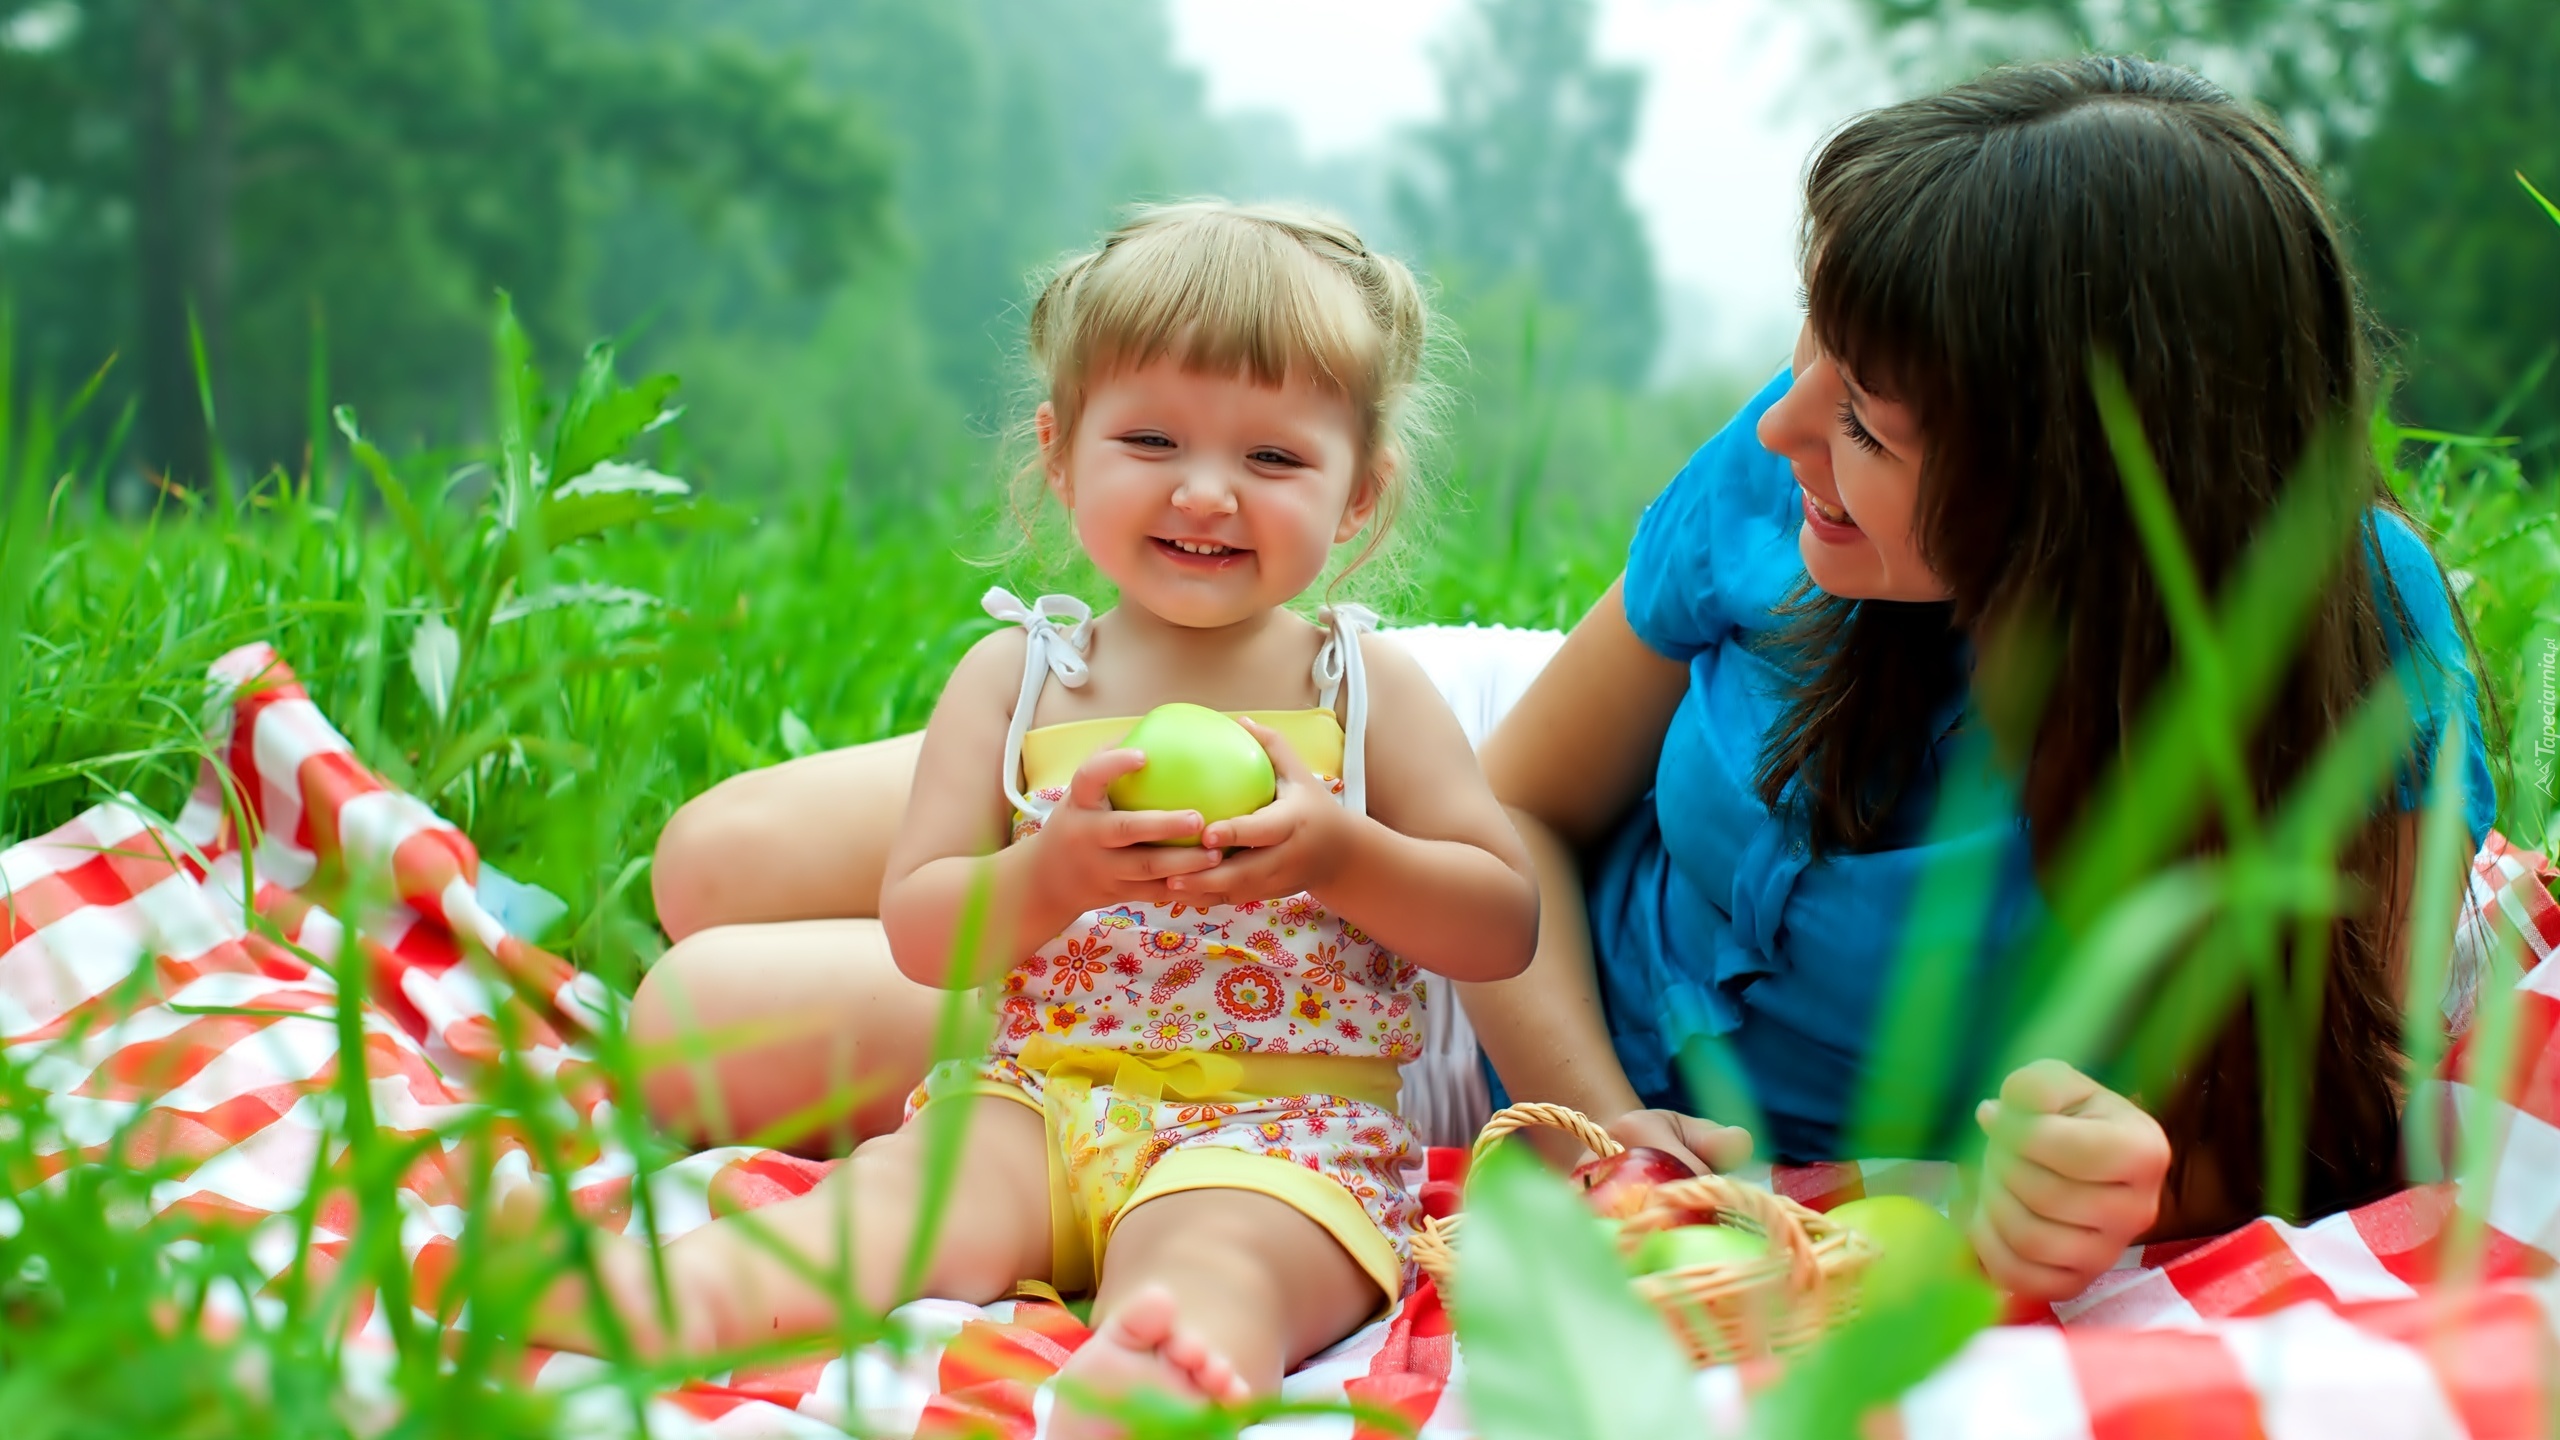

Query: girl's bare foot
<box><xmin>1050</xmin><ymin>1285</ymin><xmax>1253</xmax><ymax>1440</ymax></box>
<box><xmin>491</xmin><ymin>1171</ymin><xmax>712</xmax><ymax>1358</ymax></box>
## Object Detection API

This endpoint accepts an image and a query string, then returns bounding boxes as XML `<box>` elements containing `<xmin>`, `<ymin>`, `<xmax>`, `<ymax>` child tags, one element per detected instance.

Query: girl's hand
<box><xmin>1025</xmin><ymin>747</ymin><xmax>1226</xmax><ymax>913</ymax></box>
<box><xmin>1603</xmin><ymin>1107</ymin><xmax>1756</xmax><ymax>1175</ymax></box>
<box><xmin>1970</xmin><ymin>1059</ymin><xmax>2171</xmax><ymax>1301</ymax></box>
<box><xmin>1173</xmin><ymin>719</ymin><xmax>1352</xmax><ymax>905</ymax></box>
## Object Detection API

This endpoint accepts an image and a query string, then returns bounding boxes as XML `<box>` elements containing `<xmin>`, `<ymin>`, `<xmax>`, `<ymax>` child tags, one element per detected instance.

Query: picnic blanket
<box><xmin>2</xmin><ymin>640</ymin><xmax>2554</xmax><ymax>1437</ymax></box>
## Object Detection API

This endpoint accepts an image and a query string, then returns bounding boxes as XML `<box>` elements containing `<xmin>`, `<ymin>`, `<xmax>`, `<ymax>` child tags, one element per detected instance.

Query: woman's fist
<box><xmin>1970</xmin><ymin>1059</ymin><xmax>2171</xmax><ymax>1301</ymax></box>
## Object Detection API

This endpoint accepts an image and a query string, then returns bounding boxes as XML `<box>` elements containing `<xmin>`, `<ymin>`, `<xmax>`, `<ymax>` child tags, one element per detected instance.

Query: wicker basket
<box><xmin>1411</xmin><ymin>1103</ymin><xmax>1877</xmax><ymax>1366</ymax></box>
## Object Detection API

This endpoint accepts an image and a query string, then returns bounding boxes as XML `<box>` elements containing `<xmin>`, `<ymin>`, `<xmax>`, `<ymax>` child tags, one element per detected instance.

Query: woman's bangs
<box><xmin>1803</xmin><ymin>215</ymin><xmax>1946</xmax><ymax>410</ymax></box>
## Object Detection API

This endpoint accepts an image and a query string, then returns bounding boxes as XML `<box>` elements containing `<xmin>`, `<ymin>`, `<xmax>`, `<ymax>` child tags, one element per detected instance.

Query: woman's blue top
<box><xmin>1588</xmin><ymin>370</ymin><xmax>2496</xmax><ymax>1161</ymax></box>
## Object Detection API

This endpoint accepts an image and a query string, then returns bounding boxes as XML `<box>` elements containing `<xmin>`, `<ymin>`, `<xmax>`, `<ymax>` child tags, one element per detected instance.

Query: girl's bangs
<box><xmin>1069</xmin><ymin>224</ymin><xmax>1382</xmax><ymax>403</ymax></box>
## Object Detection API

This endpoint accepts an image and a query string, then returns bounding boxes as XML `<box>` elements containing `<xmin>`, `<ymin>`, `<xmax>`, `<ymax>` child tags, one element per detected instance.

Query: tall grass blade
<box><xmin>305</xmin><ymin>301</ymin><xmax>331</xmax><ymax>500</ymax></box>
<box><xmin>1848</xmin><ymin>722</ymin><xmax>2009</xmax><ymax>1156</ymax></box>
<box><xmin>1456</xmin><ymin>1141</ymin><xmax>1709</xmax><ymax>1440</ymax></box>
<box><xmin>2402</xmin><ymin>719</ymin><xmax>2476</xmax><ymax>1182</ymax></box>
<box><xmin>2089</xmin><ymin>353</ymin><xmax>2256</xmax><ymax>843</ymax></box>
<box><xmin>898</xmin><ymin>860</ymin><xmax>998</xmax><ymax>1302</ymax></box>
<box><xmin>2520</xmin><ymin>172</ymin><xmax>2560</xmax><ymax>232</ymax></box>
<box><xmin>186</xmin><ymin>304</ymin><xmax>232</xmax><ymax>517</ymax></box>
<box><xmin>1</xmin><ymin>337</ymin><xmax>54</xmax><ymax>843</ymax></box>
<box><xmin>2444</xmin><ymin>914</ymin><xmax>2527</xmax><ymax>1289</ymax></box>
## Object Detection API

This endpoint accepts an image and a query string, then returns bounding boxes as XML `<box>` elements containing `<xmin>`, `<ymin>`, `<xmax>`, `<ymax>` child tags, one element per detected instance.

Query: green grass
<box><xmin>0</xmin><ymin>303</ymin><xmax>1736</xmax><ymax>1437</ymax></box>
<box><xmin>2</xmin><ymin>283</ymin><xmax>2555</xmax><ymax>1436</ymax></box>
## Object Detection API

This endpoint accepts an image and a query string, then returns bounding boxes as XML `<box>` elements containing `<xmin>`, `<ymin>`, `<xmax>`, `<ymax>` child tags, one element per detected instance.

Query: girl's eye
<box><xmin>1121</xmin><ymin>433</ymin><xmax>1174</xmax><ymax>450</ymax></box>
<box><xmin>1836</xmin><ymin>399</ymin><xmax>1887</xmax><ymax>457</ymax></box>
<box><xmin>1249</xmin><ymin>449</ymin><xmax>1301</xmax><ymax>468</ymax></box>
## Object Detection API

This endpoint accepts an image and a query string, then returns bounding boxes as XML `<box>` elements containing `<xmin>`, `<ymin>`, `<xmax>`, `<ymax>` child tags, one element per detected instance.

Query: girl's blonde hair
<box><xmin>1019</xmin><ymin>200</ymin><xmax>1439</xmax><ymax>578</ymax></box>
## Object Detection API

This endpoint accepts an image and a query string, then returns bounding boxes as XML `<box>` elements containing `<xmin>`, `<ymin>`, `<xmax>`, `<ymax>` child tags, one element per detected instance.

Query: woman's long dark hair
<box><xmin>1758</xmin><ymin>56</ymin><xmax>2443</xmax><ymax>1222</ymax></box>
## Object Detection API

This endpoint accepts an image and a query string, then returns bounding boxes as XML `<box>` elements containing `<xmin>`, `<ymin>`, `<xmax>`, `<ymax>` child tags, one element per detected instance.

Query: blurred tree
<box><xmin>1840</xmin><ymin>0</ymin><xmax>2560</xmax><ymax>446</ymax></box>
<box><xmin>2348</xmin><ymin>0</ymin><xmax>2560</xmax><ymax>442</ymax></box>
<box><xmin>595</xmin><ymin>0</ymin><xmax>1244</xmax><ymax>409</ymax></box>
<box><xmin>585</xmin><ymin>0</ymin><xmax>1268</xmax><ymax>492</ymax></box>
<box><xmin>1394</xmin><ymin>0</ymin><xmax>1661</xmax><ymax>388</ymax></box>
<box><xmin>0</xmin><ymin>0</ymin><xmax>891</xmax><ymax>483</ymax></box>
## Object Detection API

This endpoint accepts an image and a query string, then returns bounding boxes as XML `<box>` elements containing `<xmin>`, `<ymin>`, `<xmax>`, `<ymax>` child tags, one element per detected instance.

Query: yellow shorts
<box><xmin>911</xmin><ymin>1048</ymin><xmax>1419</xmax><ymax>1304</ymax></box>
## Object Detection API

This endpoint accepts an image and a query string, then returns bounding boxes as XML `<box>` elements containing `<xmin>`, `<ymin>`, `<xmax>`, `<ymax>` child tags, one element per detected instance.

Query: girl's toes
<box><xmin>1187</xmin><ymin>1348</ymin><xmax>1249</xmax><ymax>1404</ymax></box>
<box><xmin>1099</xmin><ymin>1284</ymin><xmax>1182</xmax><ymax>1349</ymax></box>
<box><xmin>1153</xmin><ymin>1319</ymin><xmax>1247</xmax><ymax>1402</ymax></box>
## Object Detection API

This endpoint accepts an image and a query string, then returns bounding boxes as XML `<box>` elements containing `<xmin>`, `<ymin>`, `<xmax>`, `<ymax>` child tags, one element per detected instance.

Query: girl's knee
<box><xmin>626</xmin><ymin>929</ymin><xmax>734</xmax><ymax>1045</ymax></box>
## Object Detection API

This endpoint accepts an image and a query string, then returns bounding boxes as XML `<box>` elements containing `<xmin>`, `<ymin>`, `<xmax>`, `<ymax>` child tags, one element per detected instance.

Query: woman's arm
<box><xmin>1461</xmin><ymin>577</ymin><xmax>1682</xmax><ymax>1109</ymax></box>
<box><xmin>1476</xmin><ymin>576</ymin><xmax>1688</xmax><ymax>846</ymax></box>
<box><xmin>651</xmin><ymin>732</ymin><xmax>923</xmax><ymax>940</ymax></box>
<box><xmin>1459</xmin><ymin>807</ymin><xmax>1647</xmax><ymax>1120</ymax></box>
<box><xmin>1457</xmin><ymin>579</ymin><xmax>1750</xmax><ymax>1167</ymax></box>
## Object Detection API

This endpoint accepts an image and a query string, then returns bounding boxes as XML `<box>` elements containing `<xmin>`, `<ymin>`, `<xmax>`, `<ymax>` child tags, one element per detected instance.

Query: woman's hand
<box><xmin>1969</xmin><ymin>1059</ymin><xmax>2170</xmax><ymax>1302</ymax></box>
<box><xmin>1602</xmin><ymin>1107</ymin><xmax>1756</xmax><ymax>1176</ymax></box>
<box><xmin>1023</xmin><ymin>747</ymin><xmax>1226</xmax><ymax>914</ymax></box>
<box><xmin>1171</xmin><ymin>719</ymin><xmax>1353</xmax><ymax>904</ymax></box>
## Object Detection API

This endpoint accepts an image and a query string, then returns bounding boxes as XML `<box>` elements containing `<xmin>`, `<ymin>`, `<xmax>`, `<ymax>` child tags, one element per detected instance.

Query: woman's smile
<box><xmin>1800</xmin><ymin>488</ymin><xmax>1862</xmax><ymax>542</ymax></box>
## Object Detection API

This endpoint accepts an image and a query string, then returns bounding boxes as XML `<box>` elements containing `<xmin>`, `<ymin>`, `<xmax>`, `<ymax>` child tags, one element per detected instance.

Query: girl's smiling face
<box><xmin>1757</xmin><ymin>321</ymin><xmax>1949</xmax><ymax>603</ymax></box>
<box><xmin>1041</xmin><ymin>360</ymin><xmax>1375</xmax><ymax>629</ymax></box>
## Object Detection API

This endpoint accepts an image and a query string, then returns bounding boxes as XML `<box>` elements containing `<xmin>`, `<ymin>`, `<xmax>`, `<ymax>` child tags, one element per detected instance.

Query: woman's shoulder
<box><xmin>1623</xmin><ymin>368</ymin><xmax>1808</xmax><ymax>660</ymax></box>
<box><xmin>2364</xmin><ymin>508</ymin><xmax>2497</xmax><ymax>847</ymax></box>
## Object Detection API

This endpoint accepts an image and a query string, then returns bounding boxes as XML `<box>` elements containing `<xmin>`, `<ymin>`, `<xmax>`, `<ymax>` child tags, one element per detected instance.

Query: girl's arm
<box><xmin>1183</xmin><ymin>636</ymin><xmax>1541</xmax><ymax>984</ymax></box>
<box><xmin>877</xmin><ymin>632</ymin><xmax>1221</xmax><ymax>988</ymax></box>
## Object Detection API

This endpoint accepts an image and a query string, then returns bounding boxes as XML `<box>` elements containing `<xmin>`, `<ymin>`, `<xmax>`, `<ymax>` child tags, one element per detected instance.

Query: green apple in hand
<box><xmin>1107</xmin><ymin>703</ymin><xmax>1278</xmax><ymax>846</ymax></box>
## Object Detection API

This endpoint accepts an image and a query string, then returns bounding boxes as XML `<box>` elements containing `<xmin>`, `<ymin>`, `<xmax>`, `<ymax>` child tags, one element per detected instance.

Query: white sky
<box><xmin>1167</xmin><ymin>0</ymin><xmax>1890</xmax><ymax>377</ymax></box>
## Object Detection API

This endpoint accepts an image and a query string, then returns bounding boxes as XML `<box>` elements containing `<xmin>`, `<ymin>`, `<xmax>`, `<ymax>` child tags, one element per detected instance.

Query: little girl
<box><xmin>534</xmin><ymin>202</ymin><xmax>1539</xmax><ymax>1431</ymax></box>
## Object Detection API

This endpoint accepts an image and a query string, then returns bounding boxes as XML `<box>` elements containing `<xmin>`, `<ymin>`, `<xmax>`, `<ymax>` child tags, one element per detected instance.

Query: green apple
<box><xmin>1630</xmin><ymin>1223</ymin><xmax>1768</xmax><ymax>1276</ymax></box>
<box><xmin>1107</xmin><ymin>703</ymin><xmax>1278</xmax><ymax>846</ymax></box>
<box><xmin>1826</xmin><ymin>1195</ymin><xmax>1975</xmax><ymax>1310</ymax></box>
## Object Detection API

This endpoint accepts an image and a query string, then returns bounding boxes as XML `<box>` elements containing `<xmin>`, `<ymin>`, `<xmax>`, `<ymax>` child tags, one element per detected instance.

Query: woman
<box><xmin>633</xmin><ymin>57</ymin><xmax>2492</xmax><ymax>1302</ymax></box>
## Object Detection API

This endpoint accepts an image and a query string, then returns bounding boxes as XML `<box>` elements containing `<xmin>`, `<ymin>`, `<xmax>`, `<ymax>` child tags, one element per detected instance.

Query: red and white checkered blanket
<box><xmin>3</xmin><ymin>642</ymin><xmax>2553</xmax><ymax>1437</ymax></box>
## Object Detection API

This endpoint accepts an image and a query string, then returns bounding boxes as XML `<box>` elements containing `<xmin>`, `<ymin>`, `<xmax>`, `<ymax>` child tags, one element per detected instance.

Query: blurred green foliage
<box><xmin>1843</xmin><ymin>0</ymin><xmax>2560</xmax><ymax>451</ymax></box>
<box><xmin>0</xmin><ymin>0</ymin><xmax>1688</xmax><ymax>506</ymax></box>
<box><xmin>0</xmin><ymin>0</ymin><xmax>894</xmax><ymax>485</ymax></box>
<box><xmin>1395</xmin><ymin>0</ymin><xmax>1661</xmax><ymax>388</ymax></box>
<box><xmin>3</xmin><ymin>2</ymin><xmax>2556</xmax><ymax>1432</ymax></box>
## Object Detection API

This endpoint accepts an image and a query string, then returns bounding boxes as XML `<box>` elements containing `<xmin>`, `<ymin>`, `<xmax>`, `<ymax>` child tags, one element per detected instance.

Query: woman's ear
<box><xmin>1037</xmin><ymin>401</ymin><xmax>1071</xmax><ymax>504</ymax></box>
<box><xmin>1334</xmin><ymin>454</ymin><xmax>1391</xmax><ymax>543</ymax></box>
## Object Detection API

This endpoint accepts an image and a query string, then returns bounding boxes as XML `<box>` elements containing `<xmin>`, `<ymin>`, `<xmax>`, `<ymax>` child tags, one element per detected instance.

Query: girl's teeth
<box><xmin>1172</xmin><ymin>539</ymin><xmax>1232</xmax><ymax>555</ymax></box>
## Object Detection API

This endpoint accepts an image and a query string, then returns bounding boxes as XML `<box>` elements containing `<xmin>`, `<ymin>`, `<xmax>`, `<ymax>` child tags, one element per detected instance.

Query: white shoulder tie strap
<box><xmin>1314</xmin><ymin>602</ymin><xmax>1381</xmax><ymax>817</ymax></box>
<box><xmin>984</xmin><ymin>586</ymin><xmax>1093</xmax><ymax>822</ymax></box>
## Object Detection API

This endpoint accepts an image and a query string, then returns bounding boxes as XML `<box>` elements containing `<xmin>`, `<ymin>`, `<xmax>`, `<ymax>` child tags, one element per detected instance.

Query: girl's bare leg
<box><xmin>651</xmin><ymin>732</ymin><xmax>924</xmax><ymax>940</ymax></box>
<box><xmin>529</xmin><ymin>1096</ymin><xmax>1053</xmax><ymax>1357</ymax></box>
<box><xmin>1050</xmin><ymin>1189</ymin><xmax>1378</xmax><ymax>1438</ymax></box>
<box><xmin>629</xmin><ymin>919</ymin><xmax>957</xmax><ymax>1151</ymax></box>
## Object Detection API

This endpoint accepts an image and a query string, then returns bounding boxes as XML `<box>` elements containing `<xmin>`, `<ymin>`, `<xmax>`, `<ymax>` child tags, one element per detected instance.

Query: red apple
<box><xmin>1419</xmin><ymin>1177</ymin><xmax>1464</xmax><ymax>1221</ymax></box>
<box><xmin>1568</xmin><ymin>1145</ymin><xmax>1699</xmax><ymax>1219</ymax></box>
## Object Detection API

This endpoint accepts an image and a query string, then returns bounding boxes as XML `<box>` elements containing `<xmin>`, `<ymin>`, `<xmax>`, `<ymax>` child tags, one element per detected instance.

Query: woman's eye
<box><xmin>1835</xmin><ymin>399</ymin><xmax>1887</xmax><ymax>457</ymax></box>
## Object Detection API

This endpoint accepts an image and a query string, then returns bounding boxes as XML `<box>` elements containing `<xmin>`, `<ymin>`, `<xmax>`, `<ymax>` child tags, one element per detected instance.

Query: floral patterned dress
<box><xmin>908</xmin><ymin>589</ymin><xmax>1423</xmax><ymax>1299</ymax></box>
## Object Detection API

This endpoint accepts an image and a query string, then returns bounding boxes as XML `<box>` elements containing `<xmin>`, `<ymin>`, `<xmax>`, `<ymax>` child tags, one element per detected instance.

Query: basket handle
<box><xmin>1468</xmin><ymin>1101</ymin><xmax>1624</xmax><ymax>1171</ymax></box>
<box><xmin>1628</xmin><ymin>1174</ymin><xmax>1821</xmax><ymax>1292</ymax></box>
